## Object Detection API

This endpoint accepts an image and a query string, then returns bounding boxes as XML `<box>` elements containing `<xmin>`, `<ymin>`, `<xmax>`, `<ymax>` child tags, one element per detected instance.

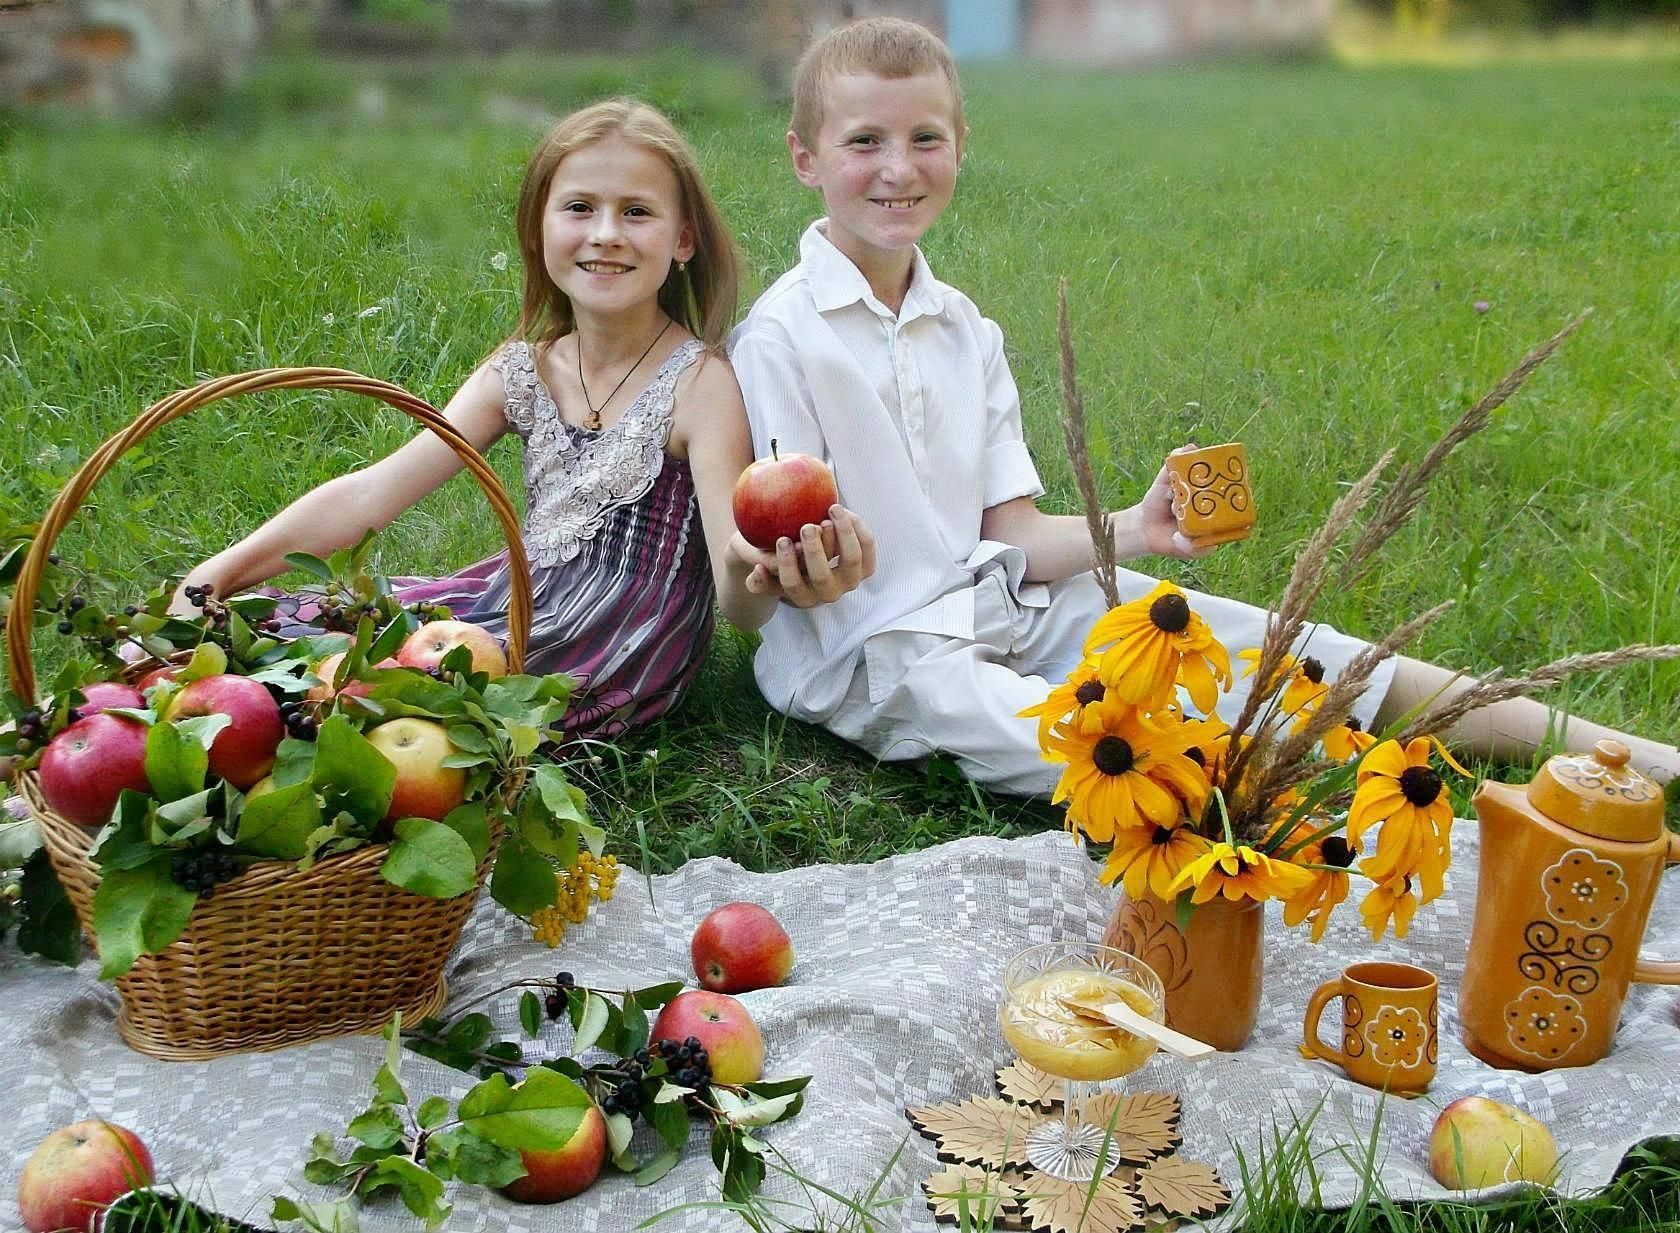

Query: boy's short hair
<box><xmin>790</xmin><ymin>17</ymin><xmax>964</xmax><ymax>147</ymax></box>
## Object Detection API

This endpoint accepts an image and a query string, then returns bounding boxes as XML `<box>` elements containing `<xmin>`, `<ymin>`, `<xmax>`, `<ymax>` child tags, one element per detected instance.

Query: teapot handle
<box><xmin>1630</xmin><ymin>833</ymin><xmax>1680</xmax><ymax>986</ymax></box>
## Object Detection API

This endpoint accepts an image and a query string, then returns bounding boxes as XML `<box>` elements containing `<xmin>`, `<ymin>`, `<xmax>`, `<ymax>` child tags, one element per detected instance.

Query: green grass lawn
<box><xmin>4</xmin><ymin>47</ymin><xmax>1680</xmax><ymax>1230</ymax></box>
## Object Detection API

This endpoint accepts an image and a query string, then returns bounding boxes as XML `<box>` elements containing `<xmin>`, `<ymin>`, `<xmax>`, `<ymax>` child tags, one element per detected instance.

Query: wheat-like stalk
<box><xmin>1056</xmin><ymin>278</ymin><xmax>1120</xmax><ymax>609</ymax></box>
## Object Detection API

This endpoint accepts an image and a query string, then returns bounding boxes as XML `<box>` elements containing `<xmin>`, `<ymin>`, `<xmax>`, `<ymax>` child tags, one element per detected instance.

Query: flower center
<box><xmin>1075</xmin><ymin>679</ymin><xmax>1106</xmax><ymax>706</ymax></box>
<box><xmin>1151</xmin><ymin>826</ymin><xmax>1176</xmax><ymax>845</ymax></box>
<box><xmin>1398</xmin><ymin>765</ymin><xmax>1443</xmax><ymax>807</ymax></box>
<box><xmin>1184</xmin><ymin>746</ymin><xmax>1206</xmax><ymax>768</ymax></box>
<box><xmin>1148</xmin><ymin>593</ymin><xmax>1191</xmax><ymax>634</ymax></box>
<box><xmin>1321</xmin><ymin>836</ymin><xmax>1355</xmax><ymax>867</ymax></box>
<box><xmin>1346</xmin><ymin>717</ymin><xmax>1363</xmax><ymax>733</ymax></box>
<box><xmin>1093</xmin><ymin>736</ymin><xmax>1135</xmax><ymax>776</ymax></box>
<box><xmin>1301</xmin><ymin>656</ymin><xmax>1325</xmax><ymax>684</ymax></box>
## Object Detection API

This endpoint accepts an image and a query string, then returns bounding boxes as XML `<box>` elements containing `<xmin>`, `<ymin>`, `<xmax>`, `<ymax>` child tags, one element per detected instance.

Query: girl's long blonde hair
<box><xmin>512</xmin><ymin>99</ymin><xmax>741</xmax><ymax>349</ymax></box>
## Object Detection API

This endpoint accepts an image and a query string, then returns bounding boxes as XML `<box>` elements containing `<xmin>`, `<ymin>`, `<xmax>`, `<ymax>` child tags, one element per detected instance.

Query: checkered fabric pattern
<box><xmin>3</xmin><ymin>824</ymin><xmax>1677</xmax><ymax>1231</ymax></box>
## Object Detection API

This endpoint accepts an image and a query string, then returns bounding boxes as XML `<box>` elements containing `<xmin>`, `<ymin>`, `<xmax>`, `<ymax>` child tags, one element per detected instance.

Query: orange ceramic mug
<box><xmin>1166</xmin><ymin>442</ymin><xmax>1254</xmax><ymax>548</ymax></box>
<box><xmin>1302</xmin><ymin>961</ymin><xmax>1439</xmax><ymax>1094</ymax></box>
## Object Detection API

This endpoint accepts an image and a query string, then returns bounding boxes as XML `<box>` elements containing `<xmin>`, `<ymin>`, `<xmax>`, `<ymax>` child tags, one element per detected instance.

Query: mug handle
<box><xmin>1631</xmin><ymin>833</ymin><xmax>1680</xmax><ymax>985</ymax></box>
<box><xmin>1301</xmin><ymin>977</ymin><xmax>1347</xmax><ymax>1066</ymax></box>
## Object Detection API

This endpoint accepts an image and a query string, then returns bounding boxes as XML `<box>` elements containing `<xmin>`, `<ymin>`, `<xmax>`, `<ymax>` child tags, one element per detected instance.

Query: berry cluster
<box><xmin>280</xmin><ymin>700</ymin><xmax>319</xmax><ymax>741</ymax></box>
<box><xmin>312</xmin><ymin>593</ymin><xmax>383</xmax><ymax>634</ymax></box>
<box><xmin>10</xmin><ymin>708</ymin><xmax>47</xmax><ymax>755</ymax></box>
<box><xmin>654</xmin><ymin>1035</ymin><xmax>712</xmax><ymax>1092</ymax></box>
<box><xmin>529</xmin><ymin>851</ymin><xmax>620</xmax><ymax>948</ymax></box>
<box><xmin>169</xmin><ymin>848</ymin><xmax>243</xmax><ymax>897</ymax></box>
<box><xmin>543</xmin><ymin>971</ymin><xmax>576</xmax><ymax>1020</ymax></box>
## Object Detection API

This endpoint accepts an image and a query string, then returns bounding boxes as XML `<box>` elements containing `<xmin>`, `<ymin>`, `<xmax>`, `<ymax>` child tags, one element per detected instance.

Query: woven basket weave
<box><xmin>8</xmin><ymin>368</ymin><xmax>534</xmax><ymax>1060</ymax></box>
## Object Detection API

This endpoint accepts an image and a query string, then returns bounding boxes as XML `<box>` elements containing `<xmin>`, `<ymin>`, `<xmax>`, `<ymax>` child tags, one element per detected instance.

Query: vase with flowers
<box><xmin>1029</xmin><ymin>291</ymin><xmax>1680</xmax><ymax>1050</ymax></box>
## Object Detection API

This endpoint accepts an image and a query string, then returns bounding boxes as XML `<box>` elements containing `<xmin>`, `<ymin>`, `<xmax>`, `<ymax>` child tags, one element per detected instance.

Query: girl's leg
<box><xmin>1374</xmin><ymin>655</ymin><xmax>1680</xmax><ymax>784</ymax></box>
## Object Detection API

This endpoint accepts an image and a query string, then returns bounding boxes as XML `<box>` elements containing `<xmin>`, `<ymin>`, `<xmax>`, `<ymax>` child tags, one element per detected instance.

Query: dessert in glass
<box><xmin>1000</xmin><ymin>940</ymin><xmax>1166</xmax><ymax>1181</ymax></box>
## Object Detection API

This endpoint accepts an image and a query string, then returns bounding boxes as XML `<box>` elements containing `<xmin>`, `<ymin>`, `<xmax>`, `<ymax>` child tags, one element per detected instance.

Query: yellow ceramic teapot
<box><xmin>1461</xmin><ymin>740</ymin><xmax>1680</xmax><ymax>1071</ymax></box>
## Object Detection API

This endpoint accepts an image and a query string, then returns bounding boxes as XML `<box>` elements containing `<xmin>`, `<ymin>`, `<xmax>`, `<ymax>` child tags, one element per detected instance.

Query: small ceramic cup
<box><xmin>1301</xmin><ymin>960</ymin><xmax>1439</xmax><ymax>1095</ymax></box>
<box><xmin>1166</xmin><ymin>442</ymin><xmax>1254</xmax><ymax>547</ymax></box>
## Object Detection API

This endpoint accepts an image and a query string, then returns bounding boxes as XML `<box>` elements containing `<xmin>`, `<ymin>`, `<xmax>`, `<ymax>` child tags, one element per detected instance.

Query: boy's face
<box><xmin>789</xmin><ymin>71</ymin><xmax>962</xmax><ymax>277</ymax></box>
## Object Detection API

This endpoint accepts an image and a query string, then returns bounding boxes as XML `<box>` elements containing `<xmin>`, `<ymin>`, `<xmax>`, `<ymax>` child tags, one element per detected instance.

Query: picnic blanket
<box><xmin>3</xmin><ymin>821</ymin><xmax>1678</xmax><ymax>1231</ymax></box>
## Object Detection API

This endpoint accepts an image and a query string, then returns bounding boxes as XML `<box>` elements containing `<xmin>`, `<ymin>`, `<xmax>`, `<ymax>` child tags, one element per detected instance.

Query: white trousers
<box><xmin>824</xmin><ymin>567</ymin><xmax>1397</xmax><ymax>799</ymax></box>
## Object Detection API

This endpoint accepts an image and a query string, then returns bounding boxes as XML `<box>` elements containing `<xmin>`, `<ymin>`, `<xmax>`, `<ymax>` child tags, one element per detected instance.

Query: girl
<box><xmin>180</xmin><ymin>99</ymin><xmax>874</xmax><ymax>740</ymax></box>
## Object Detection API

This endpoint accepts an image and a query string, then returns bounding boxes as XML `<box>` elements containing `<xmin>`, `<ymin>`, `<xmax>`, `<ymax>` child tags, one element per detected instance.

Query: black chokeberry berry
<box><xmin>56</xmin><ymin>621</ymin><xmax>73</xmax><ymax>635</ymax></box>
<box><xmin>67</xmin><ymin>595</ymin><xmax>85</xmax><ymax>611</ymax></box>
<box><xmin>545</xmin><ymin>994</ymin><xmax>564</xmax><ymax>1021</ymax></box>
<box><xmin>556</xmin><ymin>971</ymin><xmax>574</xmax><ymax>989</ymax></box>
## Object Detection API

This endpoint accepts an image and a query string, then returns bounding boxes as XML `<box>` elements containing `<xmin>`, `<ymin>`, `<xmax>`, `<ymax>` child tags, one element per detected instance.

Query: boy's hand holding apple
<box><xmin>731</xmin><ymin>446</ymin><xmax>875</xmax><ymax>608</ymax></box>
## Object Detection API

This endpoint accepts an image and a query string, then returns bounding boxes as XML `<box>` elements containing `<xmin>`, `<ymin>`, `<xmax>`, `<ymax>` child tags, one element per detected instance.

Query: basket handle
<box><xmin>6</xmin><ymin>367</ymin><xmax>532</xmax><ymax>703</ymax></box>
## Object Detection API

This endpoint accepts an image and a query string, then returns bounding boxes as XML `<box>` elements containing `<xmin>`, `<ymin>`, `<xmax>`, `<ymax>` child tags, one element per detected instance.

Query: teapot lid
<box><xmin>1526</xmin><ymin>740</ymin><xmax>1664</xmax><ymax>843</ymax></box>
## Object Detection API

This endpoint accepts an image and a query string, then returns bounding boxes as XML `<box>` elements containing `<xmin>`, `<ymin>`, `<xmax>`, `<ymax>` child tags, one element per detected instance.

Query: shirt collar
<box><xmin>801</xmin><ymin>219</ymin><xmax>941</xmax><ymax>322</ymax></box>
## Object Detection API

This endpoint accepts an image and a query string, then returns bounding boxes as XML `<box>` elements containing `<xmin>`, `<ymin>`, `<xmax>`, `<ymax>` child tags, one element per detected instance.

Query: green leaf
<box><xmin>381</xmin><ymin>818</ymin><xmax>476</xmax><ymax>898</ymax></box>
<box><xmin>504</xmin><ymin>722</ymin><xmax>541</xmax><ymax>758</ymax></box>
<box><xmin>488</xmin><ymin>831</ymin><xmax>555</xmax><ymax>917</ymax></box>
<box><xmin>367</xmin><ymin>615</ymin><xmax>411</xmax><ymax>665</ymax></box>
<box><xmin>423</xmin><ymin>1128</ymin><xmax>527</xmax><ymax>1187</ymax></box>
<box><xmin>271</xmin><ymin>1195</ymin><xmax>361</xmax><ymax>1232</ymax></box>
<box><xmin>441</xmin><ymin>801</ymin><xmax>490</xmax><ymax>863</ymax></box>
<box><xmin>151</xmin><ymin>790</ymin><xmax>214</xmax><ymax>844</ymax></box>
<box><xmin>711</xmin><ymin>1087</ymin><xmax>801</xmax><ymax>1127</ymax></box>
<box><xmin>0</xmin><ymin>815</ymin><xmax>41</xmax><ymax>867</ymax></box>
<box><xmin>416</xmin><ymin>1096</ymin><xmax>452</xmax><ymax>1130</ymax></box>
<box><xmin>16</xmin><ymin>848</ymin><xmax>80</xmax><ymax>965</ymax></box>
<box><xmin>445</xmin><ymin>1013</ymin><xmax>493</xmax><ymax>1054</ymax></box>
<box><xmin>619</xmin><ymin>989</ymin><xmax>649</xmax><ymax>1056</ymax></box>
<box><xmin>283</xmin><ymin>551</ymin><xmax>336</xmax><ymax>582</ymax></box>
<box><xmin>367</xmin><ymin>1156</ymin><xmax>450</xmax><ymax>1228</ymax></box>
<box><xmin>533</xmin><ymin>764</ymin><xmax>589</xmax><ymax>824</ymax></box>
<box><xmin>455</xmin><ymin>1067</ymin><xmax>590</xmax><ymax>1152</ymax></box>
<box><xmin>88</xmin><ymin>792</ymin><xmax>157</xmax><ymax>871</ymax></box>
<box><xmin>632</xmin><ymin>981</ymin><xmax>685</xmax><ymax>1009</ymax></box>
<box><xmin>90</xmin><ymin>857</ymin><xmax>198</xmax><ymax>978</ymax></box>
<box><xmin>645</xmin><ymin>1095</ymin><xmax>690</xmax><ymax>1152</ymax></box>
<box><xmin>235</xmin><ymin>780</ymin><xmax>321</xmax><ymax>860</ymax></box>
<box><xmin>514</xmin><ymin>790</ymin><xmax>576</xmax><ymax>865</ymax></box>
<box><xmin>443</xmin><ymin>724</ymin><xmax>492</xmax><ymax>755</ymax></box>
<box><xmin>519</xmin><ymin>990</ymin><xmax>543</xmax><ymax>1038</ymax></box>
<box><xmin>312</xmin><ymin>714</ymin><xmax>395</xmax><ymax>824</ymax></box>
<box><xmin>302</xmin><ymin>1156</ymin><xmax>362</xmax><ymax>1186</ymax></box>
<box><xmin>634</xmin><ymin>1148</ymin><xmax>682</xmax><ymax>1186</ymax></box>
<box><xmin>175</xmin><ymin>642</ymin><xmax>229</xmax><ymax>684</ymax></box>
<box><xmin>604</xmin><ymin>1110</ymin><xmax>636</xmax><ymax>1170</ymax></box>
<box><xmin>573</xmin><ymin>992</ymin><xmax>610</xmax><ymax>1055</ymax></box>
<box><xmin>270</xmin><ymin>735</ymin><xmax>318</xmax><ymax>788</ymax></box>
<box><xmin>144</xmin><ymin>715</ymin><xmax>218</xmax><ymax>803</ymax></box>
<box><xmin>346</xmin><ymin>1104</ymin><xmax>405</xmax><ymax>1150</ymax></box>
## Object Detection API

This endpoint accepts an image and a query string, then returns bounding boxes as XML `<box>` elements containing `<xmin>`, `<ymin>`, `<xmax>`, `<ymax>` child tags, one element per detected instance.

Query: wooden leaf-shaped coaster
<box><xmin>908</xmin><ymin>1097</ymin><xmax>1042</xmax><ymax>1169</ymax></box>
<box><xmin>1015</xmin><ymin>1173</ymin><xmax>1143</xmax><ymax>1233</ymax></box>
<box><xmin>1136</xmin><ymin>1156</ymin><xmax>1232</xmax><ymax>1220</ymax></box>
<box><xmin>996</xmin><ymin>1060</ymin><xmax>1065</xmax><ymax>1109</ymax></box>
<box><xmin>923</xmin><ymin>1163</ymin><xmax>1025</xmax><ymax>1227</ymax></box>
<box><xmin>1080</xmin><ymin>1091</ymin><xmax>1181</xmax><ymax>1163</ymax></box>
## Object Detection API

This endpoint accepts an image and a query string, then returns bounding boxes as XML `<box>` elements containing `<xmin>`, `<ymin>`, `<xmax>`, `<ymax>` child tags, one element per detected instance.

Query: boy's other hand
<box><xmin>741</xmin><ymin>505</ymin><xmax>876</xmax><ymax>608</ymax></box>
<box><xmin>1134</xmin><ymin>448</ymin><xmax>1214</xmax><ymax>560</ymax></box>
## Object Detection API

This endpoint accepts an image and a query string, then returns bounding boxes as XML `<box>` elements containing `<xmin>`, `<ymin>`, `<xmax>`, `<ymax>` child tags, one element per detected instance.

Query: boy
<box><xmin>731</xmin><ymin>17</ymin><xmax>1676</xmax><ymax>794</ymax></box>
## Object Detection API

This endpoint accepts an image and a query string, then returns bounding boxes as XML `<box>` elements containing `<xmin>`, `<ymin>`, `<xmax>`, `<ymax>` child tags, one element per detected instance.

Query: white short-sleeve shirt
<box><xmin>729</xmin><ymin>221</ymin><xmax>1047</xmax><ymax>720</ymax></box>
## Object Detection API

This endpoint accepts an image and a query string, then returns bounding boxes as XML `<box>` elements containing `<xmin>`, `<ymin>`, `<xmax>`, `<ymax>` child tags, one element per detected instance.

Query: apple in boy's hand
<box><xmin>1428</xmin><ymin>1096</ymin><xmax>1559</xmax><ymax>1189</ymax></box>
<box><xmin>38</xmin><ymin>714</ymin><xmax>151</xmax><ymax>827</ymax></box>
<box><xmin>650</xmin><ymin>990</ymin><xmax>765</xmax><ymax>1085</ymax></box>
<box><xmin>732</xmin><ymin>440</ymin><xmax>839</xmax><ymax>553</ymax></box>
<box><xmin>366</xmin><ymin>717</ymin><xmax>467</xmax><ymax>821</ymax></box>
<box><xmin>691</xmin><ymin>902</ymin><xmax>794</xmax><ymax>994</ymax></box>
<box><xmin>168</xmin><ymin>673</ymin><xmax>285</xmax><ymax>790</ymax></box>
<box><xmin>397</xmin><ymin>619</ymin><xmax>508</xmax><ymax>679</ymax></box>
<box><xmin>499</xmin><ymin>1103</ymin><xmax>608</xmax><ymax>1203</ymax></box>
<box><xmin>17</xmin><ymin>1119</ymin><xmax>154</xmax><ymax>1233</ymax></box>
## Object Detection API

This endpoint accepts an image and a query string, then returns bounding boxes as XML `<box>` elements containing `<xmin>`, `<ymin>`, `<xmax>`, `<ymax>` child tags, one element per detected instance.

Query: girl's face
<box><xmin>542</xmin><ymin>135</ymin><xmax>695</xmax><ymax>325</ymax></box>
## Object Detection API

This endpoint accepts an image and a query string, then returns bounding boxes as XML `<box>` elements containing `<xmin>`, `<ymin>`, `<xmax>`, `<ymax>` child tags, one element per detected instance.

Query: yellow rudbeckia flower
<box><xmin>1084</xmin><ymin>581</ymin><xmax>1232</xmax><ymax>713</ymax></box>
<box><xmin>1322</xmin><ymin>718</ymin><xmax>1377</xmax><ymax>763</ymax></box>
<box><xmin>1047</xmin><ymin>709</ymin><xmax>1211</xmax><ymax>843</ymax></box>
<box><xmin>1018</xmin><ymin>658</ymin><xmax>1129</xmax><ymax>750</ymax></box>
<box><xmin>1360</xmin><ymin>875</ymin><xmax>1419</xmax><ymax>942</ymax></box>
<box><xmin>1100</xmin><ymin>824</ymin><xmax>1213</xmax><ymax>899</ymax></box>
<box><xmin>1169</xmin><ymin>841</ymin><xmax>1316</xmax><ymax>904</ymax></box>
<box><xmin>1347</xmin><ymin>737</ymin><xmax>1465</xmax><ymax>894</ymax></box>
<box><xmin>1280</xmin><ymin>830</ymin><xmax>1357</xmax><ymax>942</ymax></box>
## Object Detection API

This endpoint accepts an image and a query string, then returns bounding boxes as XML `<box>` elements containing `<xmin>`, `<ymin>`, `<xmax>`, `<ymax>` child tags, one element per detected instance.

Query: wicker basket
<box><xmin>7</xmin><ymin>368</ymin><xmax>535</xmax><ymax>1060</ymax></box>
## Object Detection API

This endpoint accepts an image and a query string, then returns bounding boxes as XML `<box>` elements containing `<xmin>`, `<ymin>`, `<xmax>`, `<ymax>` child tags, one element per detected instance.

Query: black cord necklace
<box><xmin>576</xmin><ymin>317</ymin><xmax>673</xmax><ymax>431</ymax></box>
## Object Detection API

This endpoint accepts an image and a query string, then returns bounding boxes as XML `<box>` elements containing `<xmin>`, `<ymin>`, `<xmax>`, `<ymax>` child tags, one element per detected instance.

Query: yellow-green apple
<box><xmin>366</xmin><ymin>717</ymin><xmax>467</xmax><ymax>821</ymax></box>
<box><xmin>70</xmin><ymin>682</ymin><xmax>145</xmax><ymax>717</ymax></box>
<box><xmin>499</xmin><ymin>1102</ymin><xmax>607</xmax><ymax>1203</ymax></box>
<box><xmin>731</xmin><ymin>441</ymin><xmax>838</xmax><ymax>553</ymax></box>
<box><xmin>38</xmin><ymin>714</ymin><xmax>151</xmax><ymax>827</ymax></box>
<box><xmin>651</xmin><ymin>990</ymin><xmax>765</xmax><ymax>1085</ymax></box>
<box><xmin>397</xmin><ymin>619</ymin><xmax>507</xmax><ymax>679</ymax></box>
<box><xmin>167</xmin><ymin>673</ymin><xmax>284</xmax><ymax>789</ymax></box>
<box><xmin>1428</xmin><ymin>1096</ymin><xmax>1559</xmax><ymax>1188</ymax></box>
<box><xmin>305</xmin><ymin>652</ymin><xmax>401</xmax><ymax>703</ymax></box>
<box><xmin>17</xmin><ymin>1119</ymin><xmax>154</xmax><ymax>1233</ymax></box>
<box><xmin>691</xmin><ymin>901</ymin><xmax>794</xmax><ymax>994</ymax></box>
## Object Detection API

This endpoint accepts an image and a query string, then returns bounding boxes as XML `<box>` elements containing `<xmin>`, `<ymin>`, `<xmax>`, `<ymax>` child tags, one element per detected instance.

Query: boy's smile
<box><xmin>789</xmin><ymin>71</ymin><xmax>962</xmax><ymax>306</ymax></box>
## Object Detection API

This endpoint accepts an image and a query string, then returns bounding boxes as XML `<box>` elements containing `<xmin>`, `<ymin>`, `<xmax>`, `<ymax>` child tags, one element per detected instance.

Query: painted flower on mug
<box><xmin>1363</xmin><ymin>1004</ymin><xmax>1429</xmax><ymax>1069</ymax></box>
<box><xmin>1541</xmin><ymin>848</ymin><xmax>1629</xmax><ymax>932</ymax></box>
<box><xmin>1503</xmin><ymin>985</ymin><xmax>1588</xmax><ymax>1062</ymax></box>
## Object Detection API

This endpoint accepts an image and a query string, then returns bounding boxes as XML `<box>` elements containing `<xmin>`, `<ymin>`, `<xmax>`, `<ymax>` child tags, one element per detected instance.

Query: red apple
<box><xmin>691</xmin><ymin>902</ymin><xmax>794</xmax><ymax>994</ymax></box>
<box><xmin>71</xmin><ymin>682</ymin><xmax>145</xmax><ymax>716</ymax></box>
<box><xmin>731</xmin><ymin>440</ymin><xmax>839</xmax><ymax>553</ymax></box>
<box><xmin>167</xmin><ymin>674</ymin><xmax>284</xmax><ymax>790</ymax></box>
<box><xmin>366</xmin><ymin>717</ymin><xmax>467</xmax><ymax>821</ymax></box>
<box><xmin>500</xmin><ymin>1103</ymin><xmax>607</xmax><ymax>1203</ymax></box>
<box><xmin>134</xmin><ymin>665</ymin><xmax>178</xmax><ymax>694</ymax></box>
<box><xmin>1429</xmin><ymin>1096</ymin><xmax>1558</xmax><ymax>1188</ymax></box>
<box><xmin>396</xmin><ymin>620</ymin><xmax>507</xmax><ymax>679</ymax></box>
<box><xmin>37</xmin><ymin>713</ymin><xmax>151</xmax><ymax>828</ymax></box>
<box><xmin>306</xmin><ymin>653</ymin><xmax>400</xmax><ymax>703</ymax></box>
<box><xmin>650</xmin><ymin>990</ymin><xmax>765</xmax><ymax>1085</ymax></box>
<box><xmin>17</xmin><ymin>1119</ymin><xmax>154</xmax><ymax>1233</ymax></box>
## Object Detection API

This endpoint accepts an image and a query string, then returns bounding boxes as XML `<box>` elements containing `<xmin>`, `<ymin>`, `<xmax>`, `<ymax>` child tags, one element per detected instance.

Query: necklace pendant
<box><xmin>583</xmin><ymin>409</ymin><xmax>602</xmax><ymax>432</ymax></box>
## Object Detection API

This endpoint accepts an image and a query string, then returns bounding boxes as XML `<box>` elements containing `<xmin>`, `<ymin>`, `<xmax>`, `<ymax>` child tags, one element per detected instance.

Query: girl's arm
<box><xmin>672</xmin><ymin>354</ymin><xmax>872</xmax><ymax>630</ymax></box>
<box><xmin>177</xmin><ymin>363</ymin><xmax>511</xmax><ymax>607</ymax></box>
<box><xmin>980</xmin><ymin>454</ymin><xmax>1206</xmax><ymax>583</ymax></box>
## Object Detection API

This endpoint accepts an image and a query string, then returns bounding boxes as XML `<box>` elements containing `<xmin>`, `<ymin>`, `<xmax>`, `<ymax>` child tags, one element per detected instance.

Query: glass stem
<box><xmin>1063</xmin><ymin>1077</ymin><xmax>1091</xmax><ymax>1137</ymax></box>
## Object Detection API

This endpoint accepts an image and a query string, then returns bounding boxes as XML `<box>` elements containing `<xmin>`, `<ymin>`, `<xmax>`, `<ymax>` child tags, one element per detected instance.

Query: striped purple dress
<box><xmin>390</xmin><ymin>338</ymin><xmax>715</xmax><ymax>742</ymax></box>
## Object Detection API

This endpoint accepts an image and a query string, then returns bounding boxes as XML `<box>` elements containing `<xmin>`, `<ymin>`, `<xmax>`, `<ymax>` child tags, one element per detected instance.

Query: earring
<box><xmin>677</xmin><ymin>260</ymin><xmax>688</xmax><ymax>273</ymax></box>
